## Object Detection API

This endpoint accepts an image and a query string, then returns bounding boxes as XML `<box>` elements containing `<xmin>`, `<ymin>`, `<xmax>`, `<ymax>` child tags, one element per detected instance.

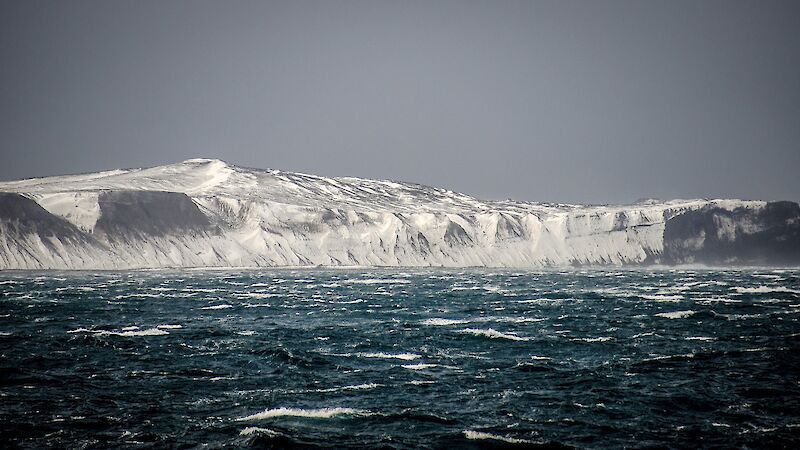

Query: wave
<box><xmin>695</xmin><ymin>297</ymin><xmax>741</xmax><ymax>305</ymax></box>
<box><xmin>314</xmin><ymin>383</ymin><xmax>381</xmax><ymax>393</ymax></box>
<box><xmin>423</xmin><ymin>316</ymin><xmax>544</xmax><ymax>327</ymax></box>
<box><xmin>458</xmin><ymin>328</ymin><xmax>529</xmax><ymax>341</ymax></box>
<box><xmin>572</xmin><ymin>336</ymin><xmax>613</xmax><ymax>343</ymax></box>
<box><xmin>654</xmin><ymin>310</ymin><xmax>696</xmax><ymax>319</ymax></box>
<box><xmin>641</xmin><ymin>353</ymin><xmax>696</xmax><ymax>362</ymax></box>
<box><xmin>714</xmin><ymin>312</ymin><xmax>764</xmax><ymax>321</ymax></box>
<box><xmin>515</xmin><ymin>298</ymin><xmax>566</xmax><ymax>305</ymax></box>
<box><xmin>631</xmin><ymin>332</ymin><xmax>656</xmax><ymax>338</ymax></box>
<box><xmin>343</xmin><ymin>279</ymin><xmax>410</xmax><ymax>285</ymax></box>
<box><xmin>401</xmin><ymin>363</ymin><xmax>439</xmax><ymax>370</ymax></box>
<box><xmin>489</xmin><ymin>316</ymin><xmax>546</xmax><ymax>324</ymax></box>
<box><xmin>640</xmin><ymin>294</ymin><xmax>683</xmax><ymax>302</ymax></box>
<box><xmin>200</xmin><ymin>304</ymin><xmax>234</xmax><ymax>310</ymax></box>
<box><xmin>233</xmin><ymin>292</ymin><xmax>279</xmax><ymax>299</ymax></box>
<box><xmin>68</xmin><ymin>327</ymin><xmax>169</xmax><ymax>337</ymax></box>
<box><xmin>236</xmin><ymin>407</ymin><xmax>362</xmax><ymax>421</ymax></box>
<box><xmin>239</xmin><ymin>427</ymin><xmax>279</xmax><ymax>436</ymax></box>
<box><xmin>421</xmin><ymin>318</ymin><xmax>469</xmax><ymax>326</ymax></box>
<box><xmin>408</xmin><ymin>380</ymin><xmax>436</xmax><ymax>385</ymax></box>
<box><xmin>358</xmin><ymin>352</ymin><xmax>421</xmax><ymax>360</ymax></box>
<box><xmin>333</xmin><ymin>299</ymin><xmax>366</xmax><ymax>304</ymax></box>
<box><xmin>463</xmin><ymin>430</ymin><xmax>537</xmax><ymax>444</ymax></box>
<box><xmin>734</xmin><ymin>286</ymin><xmax>800</xmax><ymax>294</ymax></box>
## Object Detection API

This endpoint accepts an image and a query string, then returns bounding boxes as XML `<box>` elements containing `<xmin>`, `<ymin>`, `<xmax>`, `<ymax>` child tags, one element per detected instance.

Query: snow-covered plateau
<box><xmin>0</xmin><ymin>158</ymin><xmax>797</xmax><ymax>269</ymax></box>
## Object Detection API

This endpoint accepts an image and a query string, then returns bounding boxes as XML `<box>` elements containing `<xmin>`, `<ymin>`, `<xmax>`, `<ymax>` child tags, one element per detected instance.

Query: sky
<box><xmin>1</xmin><ymin>0</ymin><xmax>798</xmax><ymax>204</ymax></box>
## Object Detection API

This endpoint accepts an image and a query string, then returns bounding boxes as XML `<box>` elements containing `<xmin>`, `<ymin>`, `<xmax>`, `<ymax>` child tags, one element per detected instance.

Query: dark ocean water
<box><xmin>1</xmin><ymin>269</ymin><xmax>799</xmax><ymax>449</ymax></box>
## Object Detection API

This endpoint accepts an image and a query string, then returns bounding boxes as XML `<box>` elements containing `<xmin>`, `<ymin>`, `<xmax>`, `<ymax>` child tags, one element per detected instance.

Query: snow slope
<box><xmin>0</xmin><ymin>159</ymin><xmax>796</xmax><ymax>269</ymax></box>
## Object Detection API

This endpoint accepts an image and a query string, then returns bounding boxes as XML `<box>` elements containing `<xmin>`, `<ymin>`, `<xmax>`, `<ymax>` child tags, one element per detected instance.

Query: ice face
<box><xmin>0</xmin><ymin>159</ymin><xmax>796</xmax><ymax>269</ymax></box>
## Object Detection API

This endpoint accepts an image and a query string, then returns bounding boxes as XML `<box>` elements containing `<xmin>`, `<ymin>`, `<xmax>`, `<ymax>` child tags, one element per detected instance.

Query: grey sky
<box><xmin>1</xmin><ymin>0</ymin><xmax>798</xmax><ymax>204</ymax></box>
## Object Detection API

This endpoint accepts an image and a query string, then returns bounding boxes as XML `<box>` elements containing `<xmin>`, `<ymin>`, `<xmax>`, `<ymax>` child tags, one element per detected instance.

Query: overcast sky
<box><xmin>1</xmin><ymin>0</ymin><xmax>798</xmax><ymax>204</ymax></box>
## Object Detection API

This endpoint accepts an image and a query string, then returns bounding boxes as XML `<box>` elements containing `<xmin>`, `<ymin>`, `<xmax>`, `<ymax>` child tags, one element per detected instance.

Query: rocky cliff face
<box><xmin>660</xmin><ymin>201</ymin><xmax>800</xmax><ymax>265</ymax></box>
<box><xmin>0</xmin><ymin>159</ymin><xmax>797</xmax><ymax>269</ymax></box>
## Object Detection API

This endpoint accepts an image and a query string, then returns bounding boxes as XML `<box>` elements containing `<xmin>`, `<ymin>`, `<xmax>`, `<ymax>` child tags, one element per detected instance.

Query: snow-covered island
<box><xmin>0</xmin><ymin>158</ymin><xmax>797</xmax><ymax>269</ymax></box>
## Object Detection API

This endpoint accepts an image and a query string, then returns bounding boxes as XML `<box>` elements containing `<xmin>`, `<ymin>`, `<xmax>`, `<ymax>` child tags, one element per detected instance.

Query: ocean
<box><xmin>1</xmin><ymin>268</ymin><xmax>799</xmax><ymax>448</ymax></box>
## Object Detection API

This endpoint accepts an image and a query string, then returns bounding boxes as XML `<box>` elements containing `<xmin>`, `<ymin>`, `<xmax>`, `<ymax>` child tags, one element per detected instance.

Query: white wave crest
<box><xmin>344</xmin><ymin>279</ymin><xmax>410</xmax><ymax>285</ymax></box>
<box><xmin>734</xmin><ymin>286</ymin><xmax>800</xmax><ymax>294</ymax></box>
<box><xmin>68</xmin><ymin>327</ymin><xmax>169</xmax><ymax>337</ymax></box>
<box><xmin>655</xmin><ymin>310</ymin><xmax>697</xmax><ymax>319</ymax></box>
<box><xmin>201</xmin><ymin>304</ymin><xmax>234</xmax><ymax>310</ymax></box>
<box><xmin>401</xmin><ymin>363</ymin><xmax>439</xmax><ymax>370</ymax></box>
<box><xmin>236</xmin><ymin>407</ymin><xmax>361</xmax><ymax>421</ymax></box>
<box><xmin>421</xmin><ymin>318</ymin><xmax>469</xmax><ymax>326</ymax></box>
<box><xmin>239</xmin><ymin>427</ymin><xmax>279</xmax><ymax>436</ymax></box>
<box><xmin>459</xmin><ymin>328</ymin><xmax>529</xmax><ymax>341</ymax></box>
<box><xmin>640</xmin><ymin>294</ymin><xmax>683</xmax><ymax>302</ymax></box>
<box><xmin>573</xmin><ymin>336</ymin><xmax>613</xmax><ymax>343</ymax></box>
<box><xmin>314</xmin><ymin>383</ymin><xmax>381</xmax><ymax>393</ymax></box>
<box><xmin>358</xmin><ymin>352</ymin><xmax>421</xmax><ymax>360</ymax></box>
<box><xmin>463</xmin><ymin>430</ymin><xmax>536</xmax><ymax>444</ymax></box>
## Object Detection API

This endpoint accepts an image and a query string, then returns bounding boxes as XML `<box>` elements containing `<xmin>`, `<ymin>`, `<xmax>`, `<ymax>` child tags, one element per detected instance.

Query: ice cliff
<box><xmin>0</xmin><ymin>158</ymin><xmax>797</xmax><ymax>269</ymax></box>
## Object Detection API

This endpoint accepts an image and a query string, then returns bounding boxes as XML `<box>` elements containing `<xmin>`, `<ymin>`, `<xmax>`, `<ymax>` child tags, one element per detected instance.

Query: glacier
<box><xmin>0</xmin><ymin>158</ymin><xmax>797</xmax><ymax>269</ymax></box>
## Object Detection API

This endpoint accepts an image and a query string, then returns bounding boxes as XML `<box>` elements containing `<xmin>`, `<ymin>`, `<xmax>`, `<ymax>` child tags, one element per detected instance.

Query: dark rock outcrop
<box><xmin>661</xmin><ymin>201</ymin><xmax>800</xmax><ymax>265</ymax></box>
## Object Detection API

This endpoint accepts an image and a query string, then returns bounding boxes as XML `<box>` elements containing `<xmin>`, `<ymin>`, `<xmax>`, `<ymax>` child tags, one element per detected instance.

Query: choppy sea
<box><xmin>1</xmin><ymin>268</ymin><xmax>799</xmax><ymax>449</ymax></box>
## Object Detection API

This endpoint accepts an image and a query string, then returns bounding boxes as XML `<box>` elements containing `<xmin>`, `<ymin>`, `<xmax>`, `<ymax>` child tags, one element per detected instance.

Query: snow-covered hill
<box><xmin>0</xmin><ymin>158</ymin><xmax>797</xmax><ymax>269</ymax></box>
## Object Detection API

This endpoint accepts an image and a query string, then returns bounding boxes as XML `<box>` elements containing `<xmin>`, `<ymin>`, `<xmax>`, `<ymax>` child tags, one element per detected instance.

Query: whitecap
<box><xmin>685</xmin><ymin>336</ymin><xmax>715</xmax><ymax>341</ymax></box>
<box><xmin>344</xmin><ymin>279</ymin><xmax>410</xmax><ymax>285</ymax></box>
<box><xmin>640</xmin><ymin>294</ymin><xmax>683</xmax><ymax>302</ymax></box>
<box><xmin>401</xmin><ymin>363</ymin><xmax>439</xmax><ymax>370</ymax></box>
<box><xmin>458</xmin><ymin>328</ymin><xmax>529</xmax><ymax>341</ymax></box>
<box><xmin>695</xmin><ymin>297</ymin><xmax>741</xmax><ymax>305</ymax></box>
<box><xmin>68</xmin><ymin>327</ymin><xmax>169</xmax><ymax>337</ymax></box>
<box><xmin>358</xmin><ymin>352</ymin><xmax>421</xmax><ymax>361</ymax></box>
<box><xmin>734</xmin><ymin>286</ymin><xmax>800</xmax><ymax>294</ymax></box>
<box><xmin>463</xmin><ymin>430</ymin><xmax>537</xmax><ymax>444</ymax></box>
<box><xmin>156</xmin><ymin>324</ymin><xmax>182</xmax><ymax>329</ymax></box>
<box><xmin>201</xmin><ymin>304</ymin><xmax>234</xmax><ymax>310</ymax></box>
<box><xmin>631</xmin><ymin>332</ymin><xmax>656</xmax><ymax>338</ymax></box>
<box><xmin>573</xmin><ymin>336</ymin><xmax>613</xmax><ymax>343</ymax></box>
<box><xmin>489</xmin><ymin>316</ymin><xmax>546</xmax><ymax>324</ymax></box>
<box><xmin>421</xmin><ymin>318</ymin><xmax>469</xmax><ymax>326</ymax></box>
<box><xmin>716</xmin><ymin>313</ymin><xmax>764</xmax><ymax>320</ymax></box>
<box><xmin>116</xmin><ymin>328</ymin><xmax>170</xmax><ymax>337</ymax></box>
<box><xmin>236</xmin><ymin>407</ymin><xmax>361</xmax><ymax>421</ymax></box>
<box><xmin>642</xmin><ymin>353</ymin><xmax>695</xmax><ymax>362</ymax></box>
<box><xmin>239</xmin><ymin>427</ymin><xmax>279</xmax><ymax>436</ymax></box>
<box><xmin>315</xmin><ymin>383</ymin><xmax>381</xmax><ymax>393</ymax></box>
<box><xmin>655</xmin><ymin>310</ymin><xmax>697</xmax><ymax>319</ymax></box>
<box><xmin>234</xmin><ymin>293</ymin><xmax>279</xmax><ymax>299</ymax></box>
